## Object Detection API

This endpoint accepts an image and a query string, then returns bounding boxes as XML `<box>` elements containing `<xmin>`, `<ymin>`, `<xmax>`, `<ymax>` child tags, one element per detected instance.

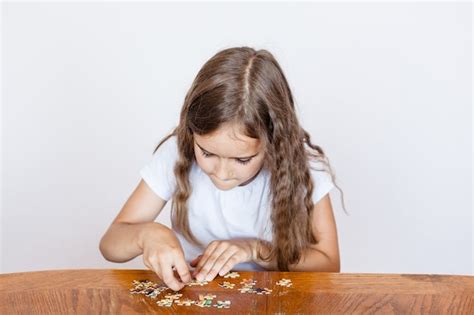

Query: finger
<box><xmin>174</xmin><ymin>256</ymin><xmax>192</xmax><ymax>284</ymax></box>
<box><xmin>218</xmin><ymin>254</ymin><xmax>241</xmax><ymax>277</ymax></box>
<box><xmin>143</xmin><ymin>254</ymin><xmax>163</xmax><ymax>282</ymax></box>
<box><xmin>190</xmin><ymin>255</ymin><xmax>203</xmax><ymax>268</ymax></box>
<box><xmin>194</xmin><ymin>246</ymin><xmax>222</xmax><ymax>281</ymax></box>
<box><xmin>190</xmin><ymin>255</ymin><xmax>202</xmax><ymax>277</ymax></box>
<box><xmin>144</xmin><ymin>260</ymin><xmax>160</xmax><ymax>277</ymax></box>
<box><xmin>206</xmin><ymin>247</ymin><xmax>239</xmax><ymax>281</ymax></box>
<box><xmin>160</xmin><ymin>260</ymin><xmax>185</xmax><ymax>292</ymax></box>
<box><xmin>195</xmin><ymin>242</ymin><xmax>218</xmax><ymax>271</ymax></box>
<box><xmin>196</xmin><ymin>243</ymin><xmax>228</xmax><ymax>281</ymax></box>
<box><xmin>190</xmin><ymin>255</ymin><xmax>203</xmax><ymax>277</ymax></box>
<box><xmin>194</xmin><ymin>242</ymin><xmax>219</xmax><ymax>280</ymax></box>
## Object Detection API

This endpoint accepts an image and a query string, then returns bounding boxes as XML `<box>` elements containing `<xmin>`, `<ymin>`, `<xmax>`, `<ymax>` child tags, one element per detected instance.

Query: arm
<box><xmin>100</xmin><ymin>175</ymin><xmax>192</xmax><ymax>291</ymax></box>
<box><xmin>191</xmin><ymin>193</ymin><xmax>340</xmax><ymax>281</ymax></box>
<box><xmin>99</xmin><ymin>179</ymin><xmax>168</xmax><ymax>262</ymax></box>
<box><xmin>253</xmin><ymin>193</ymin><xmax>340</xmax><ymax>272</ymax></box>
<box><xmin>100</xmin><ymin>221</ymin><xmax>169</xmax><ymax>263</ymax></box>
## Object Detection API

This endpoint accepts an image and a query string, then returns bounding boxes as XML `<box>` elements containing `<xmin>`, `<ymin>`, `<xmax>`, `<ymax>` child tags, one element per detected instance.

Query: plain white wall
<box><xmin>2</xmin><ymin>2</ymin><xmax>472</xmax><ymax>275</ymax></box>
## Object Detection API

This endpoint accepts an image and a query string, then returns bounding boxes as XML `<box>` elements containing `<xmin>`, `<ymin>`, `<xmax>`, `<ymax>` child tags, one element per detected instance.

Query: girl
<box><xmin>99</xmin><ymin>47</ymin><xmax>346</xmax><ymax>292</ymax></box>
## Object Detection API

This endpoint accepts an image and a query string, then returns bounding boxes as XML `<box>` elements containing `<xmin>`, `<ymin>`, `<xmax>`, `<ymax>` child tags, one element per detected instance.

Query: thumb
<box><xmin>190</xmin><ymin>255</ymin><xmax>203</xmax><ymax>267</ymax></box>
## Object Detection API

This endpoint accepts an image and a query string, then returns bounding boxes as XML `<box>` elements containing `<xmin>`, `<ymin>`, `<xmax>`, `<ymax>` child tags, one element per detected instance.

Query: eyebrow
<box><xmin>195</xmin><ymin>141</ymin><xmax>259</xmax><ymax>159</ymax></box>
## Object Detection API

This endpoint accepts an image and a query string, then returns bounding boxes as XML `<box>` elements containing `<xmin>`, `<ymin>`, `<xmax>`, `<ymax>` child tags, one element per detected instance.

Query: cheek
<box><xmin>196</xmin><ymin>157</ymin><xmax>241</xmax><ymax>177</ymax></box>
<box><xmin>195</xmin><ymin>154</ymin><xmax>213</xmax><ymax>173</ymax></box>
<box><xmin>239</xmin><ymin>160</ymin><xmax>264</xmax><ymax>178</ymax></box>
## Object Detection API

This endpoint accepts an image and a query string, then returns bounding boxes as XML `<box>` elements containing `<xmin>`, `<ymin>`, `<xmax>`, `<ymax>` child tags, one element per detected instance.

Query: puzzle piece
<box><xmin>186</xmin><ymin>279</ymin><xmax>209</xmax><ymax>286</ymax></box>
<box><xmin>238</xmin><ymin>286</ymin><xmax>257</xmax><ymax>293</ymax></box>
<box><xmin>129</xmin><ymin>280</ymin><xmax>168</xmax><ymax>298</ymax></box>
<box><xmin>240</xmin><ymin>279</ymin><xmax>257</xmax><ymax>286</ymax></box>
<box><xmin>238</xmin><ymin>278</ymin><xmax>257</xmax><ymax>294</ymax></box>
<box><xmin>214</xmin><ymin>300</ymin><xmax>231</xmax><ymax>309</ymax></box>
<box><xmin>223</xmin><ymin>271</ymin><xmax>240</xmax><ymax>278</ymax></box>
<box><xmin>195</xmin><ymin>293</ymin><xmax>216</xmax><ymax>308</ymax></box>
<box><xmin>175</xmin><ymin>298</ymin><xmax>195</xmax><ymax>306</ymax></box>
<box><xmin>218</xmin><ymin>281</ymin><xmax>235</xmax><ymax>289</ymax></box>
<box><xmin>255</xmin><ymin>287</ymin><xmax>273</xmax><ymax>295</ymax></box>
<box><xmin>195</xmin><ymin>298</ymin><xmax>213</xmax><ymax>308</ymax></box>
<box><xmin>164</xmin><ymin>293</ymin><xmax>183</xmax><ymax>300</ymax></box>
<box><xmin>200</xmin><ymin>293</ymin><xmax>217</xmax><ymax>300</ymax></box>
<box><xmin>156</xmin><ymin>298</ymin><xmax>173</xmax><ymax>307</ymax></box>
<box><xmin>276</xmin><ymin>278</ymin><xmax>293</xmax><ymax>287</ymax></box>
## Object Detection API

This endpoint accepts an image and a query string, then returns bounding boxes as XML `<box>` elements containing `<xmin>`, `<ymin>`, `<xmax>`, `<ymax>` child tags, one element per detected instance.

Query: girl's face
<box><xmin>193</xmin><ymin>123</ymin><xmax>265</xmax><ymax>191</ymax></box>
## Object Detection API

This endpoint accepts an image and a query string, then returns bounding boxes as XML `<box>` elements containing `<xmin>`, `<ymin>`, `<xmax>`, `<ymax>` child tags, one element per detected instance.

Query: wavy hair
<box><xmin>153</xmin><ymin>47</ymin><xmax>347</xmax><ymax>271</ymax></box>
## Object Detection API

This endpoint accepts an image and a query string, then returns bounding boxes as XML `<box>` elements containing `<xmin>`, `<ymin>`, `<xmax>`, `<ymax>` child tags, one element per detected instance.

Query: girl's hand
<box><xmin>191</xmin><ymin>239</ymin><xmax>257</xmax><ymax>282</ymax></box>
<box><xmin>190</xmin><ymin>255</ymin><xmax>203</xmax><ymax>268</ymax></box>
<box><xmin>138</xmin><ymin>223</ymin><xmax>192</xmax><ymax>291</ymax></box>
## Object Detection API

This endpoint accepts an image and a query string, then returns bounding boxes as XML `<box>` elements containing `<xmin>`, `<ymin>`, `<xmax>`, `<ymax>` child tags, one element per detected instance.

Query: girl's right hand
<box><xmin>138</xmin><ymin>223</ymin><xmax>192</xmax><ymax>291</ymax></box>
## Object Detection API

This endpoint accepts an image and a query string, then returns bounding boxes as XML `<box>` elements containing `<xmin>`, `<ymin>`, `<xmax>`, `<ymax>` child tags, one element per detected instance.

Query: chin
<box><xmin>211</xmin><ymin>179</ymin><xmax>238</xmax><ymax>191</ymax></box>
<box><xmin>215</xmin><ymin>185</ymin><xmax>235</xmax><ymax>191</ymax></box>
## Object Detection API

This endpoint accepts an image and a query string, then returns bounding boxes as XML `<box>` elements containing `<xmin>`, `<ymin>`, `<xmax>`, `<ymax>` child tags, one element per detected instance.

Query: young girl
<box><xmin>99</xmin><ymin>47</ymin><xmax>345</xmax><ymax>292</ymax></box>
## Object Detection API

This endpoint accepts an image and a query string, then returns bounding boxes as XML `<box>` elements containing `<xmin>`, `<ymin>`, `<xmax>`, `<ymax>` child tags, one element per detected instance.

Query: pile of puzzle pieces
<box><xmin>129</xmin><ymin>271</ymin><xmax>293</xmax><ymax>309</ymax></box>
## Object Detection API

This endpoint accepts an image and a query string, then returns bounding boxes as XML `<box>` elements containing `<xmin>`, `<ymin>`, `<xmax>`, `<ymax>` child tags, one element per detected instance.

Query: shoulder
<box><xmin>154</xmin><ymin>134</ymin><xmax>178</xmax><ymax>156</ymax></box>
<box><xmin>307</xmin><ymin>154</ymin><xmax>332</xmax><ymax>179</ymax></box>
<box><xmin>139</xmin><ymin>134</ymin><xmax>179</xmax><ymax>201</ymax></box>
<box><xmin>140</xmin><ymin>133</ymin><xmax>180</xmax><ymax>178</ymax></box>
<box><xmin>147</xmin><ymin>134</ymin><xmax>179</xmax><ymax>166</ymax></box>
<box><xmin>307</xmin><ymin>155</ymin><xmax>335</xmax><ymax>204</ymax></box>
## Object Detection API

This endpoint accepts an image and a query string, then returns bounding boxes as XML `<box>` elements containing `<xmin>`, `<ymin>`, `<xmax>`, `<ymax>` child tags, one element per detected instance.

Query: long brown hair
<box><xmin>152</xmin><ymin>47</ymin><xmax>347</xmax><ymax>271</ymax></box>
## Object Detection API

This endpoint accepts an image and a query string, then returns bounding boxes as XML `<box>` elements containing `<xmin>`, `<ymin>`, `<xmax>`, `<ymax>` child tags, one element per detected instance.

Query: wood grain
<box><xmin>1</xmin><ymin>269</ymin><xmax>472</xmax><ymax>314</ymax></box>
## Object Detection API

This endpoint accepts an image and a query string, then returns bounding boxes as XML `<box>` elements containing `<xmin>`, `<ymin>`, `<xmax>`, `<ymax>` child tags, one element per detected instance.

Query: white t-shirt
<box><xmin>139</xmin><ymin>135</ymin><xmax>335</xmax><ymax>271</ymax></box>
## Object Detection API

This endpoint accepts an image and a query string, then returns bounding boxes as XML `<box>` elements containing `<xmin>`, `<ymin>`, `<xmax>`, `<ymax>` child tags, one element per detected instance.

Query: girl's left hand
<box><xmin>191</xmin><ymin>239</ymin><xmax>256</xmax><ymax>282</ymax></box>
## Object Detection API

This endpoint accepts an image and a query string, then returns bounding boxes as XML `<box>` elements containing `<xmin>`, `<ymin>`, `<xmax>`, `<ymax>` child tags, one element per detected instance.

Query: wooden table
<box><xmin>1</xmin><ymin>269</ymin><xmax>473</xmax><ymax>314</ymax></box>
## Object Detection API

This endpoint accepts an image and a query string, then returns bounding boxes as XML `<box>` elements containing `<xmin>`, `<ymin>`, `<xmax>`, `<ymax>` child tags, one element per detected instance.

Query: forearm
<box><xmin>99</xmin><ymin>221</ymin><xmax>163</xmax><ymax>263</ymax></box>
<box><xmin>252</xmin><ymin>240</ymin><xmax>340</xmax><ymax>272</ymax></box>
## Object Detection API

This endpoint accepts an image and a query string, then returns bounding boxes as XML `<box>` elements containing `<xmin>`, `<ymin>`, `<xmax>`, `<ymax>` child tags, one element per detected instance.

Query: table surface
<box><xmin>1</xmin><ymin>269</ymin><xmax>473</xmax><ymax>314</ymax></box>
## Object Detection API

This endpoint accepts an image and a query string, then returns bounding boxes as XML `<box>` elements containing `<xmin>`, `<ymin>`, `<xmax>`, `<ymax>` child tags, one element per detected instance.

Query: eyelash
<box><xmin>200</xmin><ymin>151</ymin><xmax>252</xmax><ymax>165</ymax></box>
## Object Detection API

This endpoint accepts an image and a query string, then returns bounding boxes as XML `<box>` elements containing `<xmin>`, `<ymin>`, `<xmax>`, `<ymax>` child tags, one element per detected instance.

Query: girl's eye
<box><xmin>201</xmin><ymin>151</ymin><xmax>213</xmax><ymax>158</ymax></box>
<box><xmin>201</xmin><ymin>151</ymin><xmax>251</xmax><ymax>165</ymax></box>
<box><xmin>236</xmin><ymin>158</ymin><xmax>251</xmax><ymax>165</ymax></box>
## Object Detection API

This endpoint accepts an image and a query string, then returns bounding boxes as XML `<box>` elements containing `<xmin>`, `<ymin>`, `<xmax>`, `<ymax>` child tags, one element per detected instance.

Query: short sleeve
<box><xmin>309</xmin><ymin>159</ymin><xmax>335</xmax><ymax>204</ymax></box>
<box><xmin>139</xmin><ymin>136</ymin><xmax>178</xmax><ymax>201</ymax></box>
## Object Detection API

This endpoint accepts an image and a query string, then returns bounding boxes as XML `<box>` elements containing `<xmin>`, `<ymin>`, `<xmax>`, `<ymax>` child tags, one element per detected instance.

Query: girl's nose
<box><xmin>215</xmin><ymin>160</ymin><xmax>234</xmax><ymax>180</ymax></box>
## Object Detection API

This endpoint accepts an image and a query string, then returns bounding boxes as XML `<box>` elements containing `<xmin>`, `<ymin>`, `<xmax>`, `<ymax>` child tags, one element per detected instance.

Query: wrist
<box><xmin>249</xmin><ymin>239</ymin><xmax>259</xmax><ymax>262</ymax></box>
<box><xmin>251</xmin><ymin>239</ymin><xmax>276</xmax><ymax>270</ymax></box>
<box><xmin>137</xmin><ymin>222</ymin><xmax>160</xmax><ymax>250</ymax></box>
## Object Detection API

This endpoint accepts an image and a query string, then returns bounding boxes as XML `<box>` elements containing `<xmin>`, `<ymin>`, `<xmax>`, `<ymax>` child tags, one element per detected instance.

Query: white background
<box><xmin>1</xmin><ymin>1</ymin><xmax>472</xmax><ymax>275</ymax></box>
